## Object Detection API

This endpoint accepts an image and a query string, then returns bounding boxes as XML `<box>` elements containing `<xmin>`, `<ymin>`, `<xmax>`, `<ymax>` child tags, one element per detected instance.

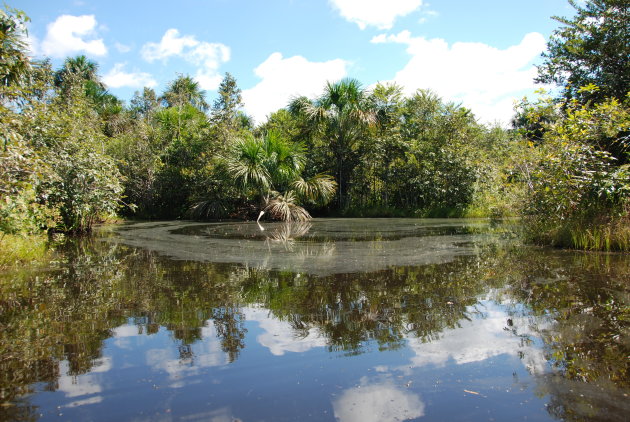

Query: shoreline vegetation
<box><xmin>1</xmin><ymin>0</ymin><xmax>628</xmax><ymax>252</ymax></box>
<box><xmin>0</xmin><ymin>233</ymin><xmax>51</xmax><ymax>270</ymax></box>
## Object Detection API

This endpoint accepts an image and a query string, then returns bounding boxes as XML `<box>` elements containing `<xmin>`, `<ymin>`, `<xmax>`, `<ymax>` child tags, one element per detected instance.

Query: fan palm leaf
<box><xmin>0</xmin><ymin>7</ymin><xmax>31</xmax><ymax>90</ymax></box>
<box><xmin>264</xmin><ymin>191</ymin><xmax>311</xmax><ymax>222</ymax></box>
<box><xmin>225</xmin><ymin>137</ymin><xmax>271</xmax><ymax>191</ymax></box>
<box><xmin>292</xmin><ymin>174</ymin><xmax>337</xmax><ymax>205</ymax></box>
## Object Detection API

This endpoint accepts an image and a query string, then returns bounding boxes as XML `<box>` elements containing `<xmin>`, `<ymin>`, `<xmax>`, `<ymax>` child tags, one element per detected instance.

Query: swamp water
<box><xmin>0</xmin><ymin>219</ymin><xmax>628</xmax><ymax>422</ymax></box>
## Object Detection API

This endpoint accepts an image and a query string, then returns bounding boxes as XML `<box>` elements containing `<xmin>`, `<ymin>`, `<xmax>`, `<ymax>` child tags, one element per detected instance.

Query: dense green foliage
<box><xmin>1</xmin><ymin>0</ymin><xmax>628</xmax><ymax>250</ymax></box>
<box><xmin>518</xmin><ymin>93</ymin><xmax>629</xmax><ymax>249</ymax></box>
<box><xmin>536</xmin><ymin>0</ymin><xmax>629</xmax><ymax>104</ymax></box>
<box><xmin>520</xmin><ymin>0</ymin><xmax>629</xmax><ymax>250</ymax></box>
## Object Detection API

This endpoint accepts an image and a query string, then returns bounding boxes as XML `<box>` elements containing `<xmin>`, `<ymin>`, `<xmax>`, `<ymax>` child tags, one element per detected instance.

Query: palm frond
<box><xmin>291</xmin><ymin>174</ymin><xmax>337</xmax><ymax>205</ymax></box>
<box><xmin>188</xmin><ymin>199</ymin><xmax>229</xmax><ymax>219</ymax></box>
<box><xmin>287</xmin><ymin>96</ymin><xmax>312</xmax><ymax>115</ymax></box>
<box><xmin>264</xmin><ymin>191</ymin><xmax>311</xmax><ymax>222</ymax></box>
<box><xmin>225</xmin><ymin>137</ymin><xmax>271</xmax><ymax>190</ymax></box>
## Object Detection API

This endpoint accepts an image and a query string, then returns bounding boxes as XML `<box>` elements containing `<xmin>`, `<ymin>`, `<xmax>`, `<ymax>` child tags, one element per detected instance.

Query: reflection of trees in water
<box><xmin>0</xmin><ymin>237</ymin><xmax>246</xmax><ymax>420</ymax></box>
<box><xmin>259</xmin><ymin>221</ymin><xmax>337</xmax><ymax>258</ymax></box>
<box><xmin>501</xmin><ymin>252</ymin><xmax>630</xmax><ymax>422</ymax></box>
<box><xmin>507</xmin><ymin>253</ymin><xmax>629</xmax><ymax>385</ymax></box>
<box><xmin>212</xmin><ymin>306</ymin><xmax>247</xmax><ymax>363</ymax></box>
<box><xmin>239</xmin><ymin>255</ymin><xmax>503</xmax><ymax>353</ymax></box>
<box><xmin>538</xmin><ymin>375</ymin><xmax>630</xmax><ymax>422</ymax></box>
<box><xmin>0</xmin><ymin>237</ymin><xmax>127</xmax><ymax>421</ymax></box>
<box><xmin>1</xmin><ymin>234</ymin><xmax>628</xmax><ymax>421</ymax></box>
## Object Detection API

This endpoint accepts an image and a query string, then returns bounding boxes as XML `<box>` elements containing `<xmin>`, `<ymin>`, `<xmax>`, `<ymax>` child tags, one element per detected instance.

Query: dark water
<box><xmin>1</xmin><ymin>219</ymin><xmax>628</xmax><ymax>422</ymax></box>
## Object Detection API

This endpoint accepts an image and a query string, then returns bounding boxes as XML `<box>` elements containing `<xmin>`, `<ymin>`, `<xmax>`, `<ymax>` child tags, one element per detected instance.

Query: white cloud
<box><xmin>242</xmin><ymin>52</ymin><xmax>348</xmax><ymax>124</ymax></box>
<box><xmin>112</xmin><ymin>324</ymin><xmax>139</xmax><ymax>337</ymax></box>
<box><xmin>141</xmin><ymin>29</ymin><xmax>230</xmax><ymax>90</ymax></box>
<box><xmin>407</xmin><ymin>305</ymin><xmax>520</xmax><ymax>367</ymax></box>
<box><xmin>370</xmin><ymin>33</ymin><xmax>389</xmax><ymax>44</ymax></box>
<box><xmin>333</xmin><ymin>380</ymin><xmax>425</xmax><ymax>422</ymax></box>
<box><xmin>103</xmin><ymin>63</ymin><xmax>157</xmax><ymax>89</ymax></box>
<box><xmin>25</xmin><ymin>33</ymin><xmax>39</xmax><ymax>56</ymax></box>
<box><xmin>330</xmin><ymin>0</ymin><xmax>423</xmax><ymax>29</ymax></box>
<box><xmin>40</xmin><ymin>15</ymin><xmax>107</xmax><ymax>57</ymax></box>
<box><xmin>372</xmin><ymin>31</ymin><xmax>547</xmax><ymax>124</ymax></box>
<box><xmin>418</xmin><ymin>5</ymin><xmax>439</xmax><ymax>24</ymax></box>
<box><xmin>141</xmin><ymin>29</ymin><xmax>197</xmax><ymax>62</ymax></box>
<box><xmin>57</xmin><ymin>359</ymin><xmax>106</xmax><ymax>403</ymax></box>
<box><xmin>114</xmin><ymin>42</ymin><xmax>131</xmax><ymax>53</ymax></box>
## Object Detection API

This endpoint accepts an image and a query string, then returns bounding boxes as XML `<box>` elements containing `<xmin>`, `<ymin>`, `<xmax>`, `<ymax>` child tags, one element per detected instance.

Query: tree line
<box><xmin>1</xmin><ymin>0</ymin><xmax>628</xmax><ymax>250</ymax></box>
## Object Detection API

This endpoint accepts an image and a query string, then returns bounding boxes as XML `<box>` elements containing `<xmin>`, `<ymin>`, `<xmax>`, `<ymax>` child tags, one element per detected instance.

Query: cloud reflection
<box><xmin>404</xmin><ymin>300</ymin><xmax>547</xmax><ymax>374</ymax></box>
<box><xmin>57</xmin><ymin>358</ymin><xmax>111</xmax><ymax>408</ymax></box>
<box><xmin>145</xmin><ymin>323</ymin><xmax>229</xmax><ymax>388</ymax></box>
<box><xmin>245</xmin><ymin>307</ymin><xmax>327</xmax><ymax>356</ymax></box>
<box><xmin>333</xmin><ymin>379</ymin><xmax>425</xmax><ymax>422</ymax></box>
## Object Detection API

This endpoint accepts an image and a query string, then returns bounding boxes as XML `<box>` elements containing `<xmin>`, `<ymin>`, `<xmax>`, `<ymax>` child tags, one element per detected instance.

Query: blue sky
<box><xmin>14</xmin><ymin>0</ymin><xmax>574</xmax><ymax>124</ymax></box>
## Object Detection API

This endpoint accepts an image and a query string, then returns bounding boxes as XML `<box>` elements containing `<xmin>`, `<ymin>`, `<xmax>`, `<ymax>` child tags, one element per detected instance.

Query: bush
<box><xmin>522</xmin><ymin>95</ymin><xmax>630</xmax><ymax>250</ymax></box>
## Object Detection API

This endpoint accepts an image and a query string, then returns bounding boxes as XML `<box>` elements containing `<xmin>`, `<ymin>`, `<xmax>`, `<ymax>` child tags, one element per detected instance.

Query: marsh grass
<box><xmin>569</xmin><ymin>222</ymin><xmax>630</xmax><ymax>251</ymax></box>
<box><xmin>0</xmin><ymin>234</ymin><xmax>51</xmax><ymax>270</ymax></box>
<box><xmin>527</xmin><ymin>213</ymin><xmax>630</xmax><ymax>252</ymax></box>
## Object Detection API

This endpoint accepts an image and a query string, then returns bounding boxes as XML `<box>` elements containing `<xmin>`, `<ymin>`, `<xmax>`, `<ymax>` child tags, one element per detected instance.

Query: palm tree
<box><xmin>221</xmin><ymin>131</ymin><xmax>336</xmax><ymax>221</ymax></box>
<box><xmin>0</xmin><ymin>7</ymin><xmax>31</xmax><ymax>92</ymax></box>
<box><xmin>53</xmin><ymin>55</ymin><xmax>122</xmax><ymax>116</ymax></box>
<box><xmin>54</xmin><ymin>55</ymin><xmax>102</xmax><ymax>89</ymax></box>
<box><xmin>157</xmin><ymin>75</ymin><xmax>209</xmax><ymax>143</ymax></box>
<box><xmin>161</xmin><ymin>75</ymin><xmax>208</xmax><ymax>111</ymax></box>
<box><xmin>289</xmin><ymin>78</ymin><xmax>376</xmax><ymax>208</ymax></box>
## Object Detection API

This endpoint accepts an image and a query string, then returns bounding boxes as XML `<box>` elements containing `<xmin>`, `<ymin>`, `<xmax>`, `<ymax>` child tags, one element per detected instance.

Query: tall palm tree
<box><xmin>54</xmin><ymin>55</ymin><xmax>102</xmax><ymax>89</ymax></box>
<box><xmin>0</xmin><ymin>7</ymin><xmax>31</xmax><ymax>92</ymax></box>
<box><xmin>158</xmin><ymin>75</ymin><xmax>209</xmax><ymax>143</ymax></box>
<box><xmin>289</xmin><ymin>78</ymin><xmax>376</xmax><ymax>208</ymax></box>
<box><xmin>161</xmin><ymin>75</ymin><xmax>208</xmax><ymax>111</ymax></box>
<box><xmin>53</xmin><ymin>55</ymin><xmax>124</xmax><ymax>133</ymax></box>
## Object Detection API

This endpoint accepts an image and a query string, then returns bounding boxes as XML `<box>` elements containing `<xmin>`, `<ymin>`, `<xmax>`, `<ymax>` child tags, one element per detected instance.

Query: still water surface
<box><xmin>1</xmin><ymin>219</ymin><xmax>628</xmax><ymax>421</ymax></box>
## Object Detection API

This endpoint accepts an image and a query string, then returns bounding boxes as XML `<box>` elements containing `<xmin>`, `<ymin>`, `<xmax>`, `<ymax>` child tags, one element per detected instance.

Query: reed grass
<box><xmin>569</xmin><ymin>222</ymin><xmax>630</xmax><ymax>251</ymax></box>
<box><xmin>528</xmin><ymin>213</ymin><xmax>630</xmax><ymax>252</ymax></box>
<box><xmin>0</xmin><ymin>234</ymin><xmax>51</xmax><ymax>270</ymax></box>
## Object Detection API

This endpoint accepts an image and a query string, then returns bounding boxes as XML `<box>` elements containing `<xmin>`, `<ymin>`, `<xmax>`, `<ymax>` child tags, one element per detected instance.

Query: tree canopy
<box><xmin>536</xmin><ymin>0</ymin><xmax>630</xmax><ymax>104</ymax></box>
<box><xmin>0</xmin><ymin>6</ymin><xmax>31</xmax><ymax>91</ymax></box>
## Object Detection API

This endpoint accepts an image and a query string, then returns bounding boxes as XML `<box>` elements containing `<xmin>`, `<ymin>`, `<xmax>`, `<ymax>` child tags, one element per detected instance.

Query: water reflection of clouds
<box><xmin>239</xmin><ymin>301</ymin><xmax>548</xmax><ymax>374</ymax></box>
<box><xmin>401</xmin><ymin>301</ymin><xmax>547</xmax><ymax>375</ymax></box>
<box><xmin>112</xmin><ymin>324</ymin><xmax>141</xmax><ymax>350</ymax></box>
<box><xmin>58</xmin><ymin>358</ymin><xmax>111</xmax><ymax>408</ymax></box>
<box><xmin>245</xmin><ymin>307</ymin><xmax>327</xmax><ymax>356</ymax></box>
<box><xmin>145</xmin><ymin>324</ymin><xmax>229</xmax><ymax>388</ymax></box>
<box><xmin>334</xmin><ymin>301</ymin><xmax>550</xmax><ymax>421</ymax></box>
<box><xmin>177</xmin><ymin>406</ymin><xmax>236</xmax><ymax>422</ymax></box>
<box><xmin>333</xmin><ymin>377</ymin><xmax>425</xmax><ymax>422</ymax></box>
<box><xmin>112</xmin><ymin>324</ymin><xmax>139</xmax><ymax>337</ymax></box>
